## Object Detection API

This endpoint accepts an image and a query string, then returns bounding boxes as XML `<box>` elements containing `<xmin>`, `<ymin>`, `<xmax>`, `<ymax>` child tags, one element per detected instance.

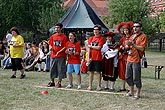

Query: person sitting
<box><xmin>23</xmin><ymin>43</ymin><xmax>32</xmax><ymax>67</ymax></box>
<box><xmin>42</xmin><ymin>40</ymin><xmax>50</xmax><ymax>72</ymax></box>
<box><xmin>0</xmin><ymin>40</ymin><xmax>6</xmax><ymax>67</ymax></box>
<box><xmin>25</xmin><ymin>41</ymin><xmax>39</xmax><ymax>71</ymax></box>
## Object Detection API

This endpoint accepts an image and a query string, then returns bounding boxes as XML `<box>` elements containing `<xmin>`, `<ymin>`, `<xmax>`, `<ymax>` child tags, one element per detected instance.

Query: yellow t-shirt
<box><xmin>10</xmin><ymin>35</ymin><xmax>24</xmax><ymax>58</ymax></box>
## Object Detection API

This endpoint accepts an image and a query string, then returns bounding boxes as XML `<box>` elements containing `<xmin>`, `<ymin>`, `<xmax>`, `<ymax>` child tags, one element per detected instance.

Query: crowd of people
<box><xmin>0</xmin><ymin>21</ymin><xmax>147</xmax><ymax>100</ymax></box>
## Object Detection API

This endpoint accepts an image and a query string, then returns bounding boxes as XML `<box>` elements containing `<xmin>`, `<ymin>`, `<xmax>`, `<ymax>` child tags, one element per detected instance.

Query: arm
<box><xmin>56</xmin><ymin>47</ymin><xmax>66</xmax><ymax>56</ymax></box>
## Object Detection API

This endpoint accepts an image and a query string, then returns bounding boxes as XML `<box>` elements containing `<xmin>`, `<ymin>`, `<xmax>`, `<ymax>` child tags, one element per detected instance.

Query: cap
<box><xmin>85</xmin><ymin>32</ymin><xmax>91</xmax><ymax>37</ymax></box>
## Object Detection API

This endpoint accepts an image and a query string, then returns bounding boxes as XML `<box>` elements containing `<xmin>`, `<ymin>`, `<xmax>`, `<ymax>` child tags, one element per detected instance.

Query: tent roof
<box><xmin>49</xmin><ymin>0</ymin><xmax>108</xmax><ymax>33</ymax></box>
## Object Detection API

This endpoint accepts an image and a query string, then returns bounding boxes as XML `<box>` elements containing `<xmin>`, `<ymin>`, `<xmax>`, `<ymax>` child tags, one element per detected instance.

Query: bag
<box><xmin>141</xmin><ymin>56</ymin><xmax>147</xmax><ymax>68</ymax></box>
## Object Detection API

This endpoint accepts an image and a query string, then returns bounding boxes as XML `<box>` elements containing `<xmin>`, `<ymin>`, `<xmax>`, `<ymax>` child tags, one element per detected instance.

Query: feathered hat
<box><xmin>117</xmin><ymin>22</ymin><xmax>134</xmax><ymax>35</ymax></box>
<box><xmin>104</xmin><ymin>32</ymin><xmax>115</xmax><ymax>37</ymax></box>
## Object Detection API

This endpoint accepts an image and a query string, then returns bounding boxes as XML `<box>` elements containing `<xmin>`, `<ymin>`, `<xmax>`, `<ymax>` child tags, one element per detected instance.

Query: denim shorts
<box><xmin>67</xmin><ymin>64</ymin><xmax>80</xmax><ymax>74</ymax></box>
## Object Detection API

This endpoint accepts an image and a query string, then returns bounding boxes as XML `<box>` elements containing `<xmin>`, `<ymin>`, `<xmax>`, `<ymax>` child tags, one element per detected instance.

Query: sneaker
<box><xmin>125</xmin><ymin>92</ymin><xmax>133</xmax><ymax>97</ymax></box>
<box><xmin>20</xmin><ymin>74</ymin><xmax>26</xmax><ymax>79</ymax></box>
<box><xmin>10</xmin><ymin>74</ymin><xmax>16</xmax><ymax>78</ymax></box>
<box><xmin>77</xmin><ymin>85</ymin><xmax>81</xmax><ymax>89</ymax></box>
<box><xmin>96</xmin><ymin>86</ymin><xmax>102</xmax><ymax>91</ymax></box>
<box><xmin>56</xmin><ymin>82</ymin><xmax>62</xmax><ymax>88</ymax></box>
<box><xmin>47</xmin><ymin>82</ymin><xmax>55</xmax><ymax>87</ymax></box>
<box><xmin>132</xmin><ymin>95</ymin><xmax>140</xmax><ymax>100</ymax></box>
<box><xmin>109</xmin><ymin>88</ymin><xmax>115</xmax><ymax>92</ymax></box>
<box><xmin>104</xmin><ymin>87</ymin><xmax>109</xmax><ymax>91</ymax></box>
<box><xmin>87</xmin><ymin>86</ymin><xmax>92</xmax><ymax>91</ymax></box>
<box><xmin>66</xmin><ymin>84</ymin><xmax>73</xmax><ymax>88</ymax></box>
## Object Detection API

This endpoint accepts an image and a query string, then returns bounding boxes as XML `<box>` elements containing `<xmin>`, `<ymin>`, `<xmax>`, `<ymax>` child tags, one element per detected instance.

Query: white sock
<box><xmin>104</xmin><ymin>81</ymin><xmax>108</xmax><ymax>88</ymax></box>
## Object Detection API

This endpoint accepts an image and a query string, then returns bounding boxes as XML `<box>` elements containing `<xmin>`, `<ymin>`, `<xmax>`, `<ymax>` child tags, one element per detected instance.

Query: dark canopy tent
<box><xmin>49</xmin><ymin>0</ymin><xmax>109</xmax><ymax>44</ymax></box>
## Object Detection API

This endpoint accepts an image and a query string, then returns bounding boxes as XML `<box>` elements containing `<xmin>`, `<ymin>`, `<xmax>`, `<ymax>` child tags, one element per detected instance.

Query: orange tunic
<box><xmin>127</xmin><ymin>33</ymin><xmax>147</xmax><ymax>63</ymax></box>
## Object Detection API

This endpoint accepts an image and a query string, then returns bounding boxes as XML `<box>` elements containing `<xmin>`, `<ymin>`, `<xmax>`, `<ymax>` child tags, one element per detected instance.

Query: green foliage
<box><xmin>160</xmin><ymin>12</ymin><xmax>165</xmax><ymax>32</ymax></box>
<box><xmin>0</xmin><ymin>0</ymin><xmax>65</xmax><ymax>40</ymax></box>
<box><xmin>39</xmin><ymin>1</ymin><xmax>65</xmax><ymax>33</ymax></box>
<box><xmin>108</xmin><ymin>0</ymin><xmax>160</xmax><ymax>38</ymax></box>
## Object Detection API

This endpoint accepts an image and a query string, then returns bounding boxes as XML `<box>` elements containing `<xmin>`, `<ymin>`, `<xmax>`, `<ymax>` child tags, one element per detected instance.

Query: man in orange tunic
<box><xmin>125</xmin><ymin>22</ymin><xmax>147</xmax><ymax>99</ymax></box>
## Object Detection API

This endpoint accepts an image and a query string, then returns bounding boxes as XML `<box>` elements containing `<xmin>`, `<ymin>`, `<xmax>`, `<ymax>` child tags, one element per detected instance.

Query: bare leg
<box><xmin>88</xmin><ymin>71</ymin><xmax>94</xmax><ymax>88</ymax></box>
<box><xmin>97</xmin><ymin>72</ymin><xmax>101</xmax><ymax>87</ymax></box>
<box><xmin>77</xmin><ymin>74</ymin><xmax>81</xmax><ymax>85</ymax></box>
<box><xmin>129</xmin><ymin>86</ymin><xmax>134</xmax><ymax>95</ymax></box>
<box><xmin>121</xmin><ymin>80</ymin><xmax>126</xmax><ymax>90</ymax></box>
<box><xmin>136</xmin><ymin>87</ymin><xmax>141</xmax><ymax>97</ymax></box>
<box><xmin>68</xmin><ymin>74</ymin><xmax>73</xmax><ymax>85</ymax></box>
<box><xmin>20</xmin><ymin>69</ymin><xmax>25</xmax><ymax>74</ymax></box>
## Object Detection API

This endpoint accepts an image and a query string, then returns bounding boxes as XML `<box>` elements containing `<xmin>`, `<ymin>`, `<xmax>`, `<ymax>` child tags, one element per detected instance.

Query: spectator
<box><xmin>9</xmin><ymin>27</ymin><xmax>26</xmax><ymax>79</ymax></box>
<box><xmin>80</xmin><ymin>32</ymin><xmax>91</xmax><ymax>74</ymax></box>
<box><xmin>23</xmin><ymin>43</ymin><xmax>32</xmax><ymax>67</ymax></box>
<box><xmin>25</xmin><ymin>41</ymin><xmax>39</xmax><ymax>71</ymax></box>
<box><xmin>5</xmin><ymin>30</ymin><xmax>12</xmax><ymax>46</ymax></box>
<box><xmin>42</xmin><ymin>40</ymin><xmax>50</xmax><ymax>72</ymax></box>
<box><xmin>0</xmin><ymin>40</ymin><xmax>6</xmax><ymax>67</ymax></box>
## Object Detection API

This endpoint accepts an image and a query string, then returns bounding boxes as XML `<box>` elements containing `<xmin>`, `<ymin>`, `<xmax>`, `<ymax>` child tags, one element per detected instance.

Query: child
<box><xmin>80</xmin><ymin>47</ymin><xmax>88</xmax><ymax>74</ymax></box>
<box><xmin>101</xmin><ymin>32</ymin><xmax>118</xmax><ymax>92</ymax></box>
<box><xmin>65</xmin><ymin>32</ymin><xmax>82</xmax><ymax>89</ymax></box>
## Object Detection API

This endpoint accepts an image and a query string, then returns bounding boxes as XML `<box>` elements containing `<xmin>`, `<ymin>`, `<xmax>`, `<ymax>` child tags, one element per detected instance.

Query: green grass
<box><xmin>0</xmin><ymin>51</ymin><xmax>165</xmax><ymax>110</ymax></box>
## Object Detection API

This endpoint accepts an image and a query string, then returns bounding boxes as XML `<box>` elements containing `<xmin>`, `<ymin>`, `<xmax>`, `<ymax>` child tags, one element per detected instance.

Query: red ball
<box><xmin>41</xmin><ymin>90</ymin><xmax>48</xmax><ymax>94</ymax></box>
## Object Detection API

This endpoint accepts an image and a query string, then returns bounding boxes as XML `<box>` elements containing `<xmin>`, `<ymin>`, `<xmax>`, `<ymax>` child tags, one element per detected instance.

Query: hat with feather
<box><xmin>117</xmin><ymin>22</ymin><xmax>134</xmax><ymax>35</ymax></box>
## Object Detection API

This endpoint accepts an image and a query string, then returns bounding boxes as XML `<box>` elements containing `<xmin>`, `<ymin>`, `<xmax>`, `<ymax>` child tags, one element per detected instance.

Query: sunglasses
<box><xmin>133</xmin><ymin>26</ymin><xmax>141</xmax><ymax>28</ymax></box>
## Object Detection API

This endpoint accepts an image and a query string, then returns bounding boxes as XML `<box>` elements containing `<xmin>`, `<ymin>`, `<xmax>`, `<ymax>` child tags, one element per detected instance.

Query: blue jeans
<box><xmin>3</xmin><ymin>56</ymin><xmax>11</xmax><ymax>67</ymax></box>
<box><xmin>44</xmin><ymin>56</ymin><xmax>50</xmax><ymax>71</ymax></box>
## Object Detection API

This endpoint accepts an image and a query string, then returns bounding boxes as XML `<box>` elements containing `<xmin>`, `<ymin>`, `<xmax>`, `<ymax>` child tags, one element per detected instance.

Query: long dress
<box><xmin>118</xmin><ymin>36</ymin><xmax>129</xmax><ymax>80</ymax></box>
<box><xmin>101</xmin><ymin>42</ymin><xmax>118</xmax><ymax>81</ymax></box>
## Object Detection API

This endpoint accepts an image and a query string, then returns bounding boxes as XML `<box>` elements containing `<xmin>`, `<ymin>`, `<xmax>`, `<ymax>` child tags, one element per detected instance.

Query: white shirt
<box><xmin>6</xmin><ymin>33</ymin><xmax>12</xmax><ymax>43</ymax></box>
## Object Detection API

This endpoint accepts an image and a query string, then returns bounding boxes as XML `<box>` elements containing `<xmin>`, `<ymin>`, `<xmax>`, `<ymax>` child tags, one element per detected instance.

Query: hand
<box><xmin>55</xmin><ymin>52</ymin><xmax>59</xmax><ymax>56</ymax></box>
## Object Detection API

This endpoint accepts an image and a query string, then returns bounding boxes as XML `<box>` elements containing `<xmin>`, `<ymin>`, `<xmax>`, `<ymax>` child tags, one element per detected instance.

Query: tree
<box><xmin>108</xmin><ymin>0</ymin><xmax>160</xmax><ymax>39</ymax></box>
<box><xmin>0</xmin><ymin>0</ymin><xmax>65</xmax><ymax>40</ymax></box>
<box><xmin>160</xmin><ymin>12</ymin><xmax>165</xmax><ymax>32</ymax></box>
<box><xmin>38</xmin><ymin>0</ymin><xmax>65</xmax><ymax>34</ymax></box>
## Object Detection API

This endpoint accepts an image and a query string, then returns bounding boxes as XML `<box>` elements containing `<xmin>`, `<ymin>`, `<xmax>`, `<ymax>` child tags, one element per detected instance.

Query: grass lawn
<box><xmin>0</xmin><ymin>51</ymin><xmax>165</xmax><ymax>110</ymax></box>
